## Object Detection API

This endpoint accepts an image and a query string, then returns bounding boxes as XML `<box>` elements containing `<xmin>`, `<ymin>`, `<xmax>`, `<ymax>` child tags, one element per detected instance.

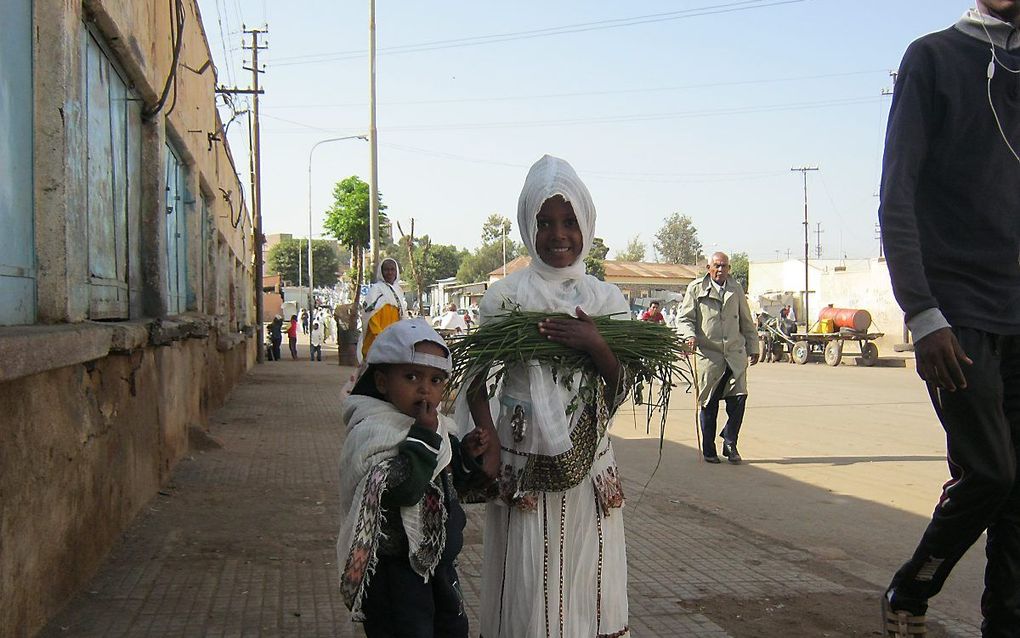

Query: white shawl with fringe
<box><xmin>336</xmin><ymin>395</ymin><xmax>453</xmax><ymax>619</ymax></box>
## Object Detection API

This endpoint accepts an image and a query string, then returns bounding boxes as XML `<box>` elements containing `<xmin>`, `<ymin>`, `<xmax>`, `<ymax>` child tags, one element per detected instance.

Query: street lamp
<box><xmin>307</xmin><ymin>135</ymin><xmax>368</xmax><ymax>316</ymax></box>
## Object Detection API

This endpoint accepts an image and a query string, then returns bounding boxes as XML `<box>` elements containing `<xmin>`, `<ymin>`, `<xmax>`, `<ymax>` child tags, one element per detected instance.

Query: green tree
<box><xmin>266</xmin><ymin>238</ymin><xmax>342</xmax><ymax>287</ymax></box>
<box><xmin>481</xmin><ymin>214</ymin><xmax>512</xmax><ymax>244</ymax></box>
<box><xmin>654</xmin><ymin>213</ymin><xmax>703</xmax><ymax>265</ymax></box>
<box><xmin>457</xmin><ymin>242</ymin><xmax>510</xmax><ymax>283</ymax></box>
<box><xmin>457</xmin><ymin>216</ymin><xmax>525</xmax><ymax>283</ymax></box>
<box><xmin>729</xmin><ymin>251</ymin><xmax>750</xmax><ymax>290</ymax></box>
<box><xmin>615</xmin><ymin>235</ymin><xmax>646</xmax><ymax>262</ymax></box>
<box><xmin>322</xmin><ymin>175</ymin><xmax>387</xmax><ymax>308</ymax></box>
<box><xmin>425</xmin><ymin>243</ymin><xmax>467</xmax><ymax>283</ymax></box>
<box><xmin>585</xmin><ymin>237</ymin><xmax>609</xmax><ymax>280</ymax></box>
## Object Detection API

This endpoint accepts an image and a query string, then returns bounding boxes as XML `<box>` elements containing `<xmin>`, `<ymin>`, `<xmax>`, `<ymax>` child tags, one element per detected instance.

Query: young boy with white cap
<box><xmin>335</xmin><ymin>317</ymin><xmax>490</xmax><ymax>637</ymax></box>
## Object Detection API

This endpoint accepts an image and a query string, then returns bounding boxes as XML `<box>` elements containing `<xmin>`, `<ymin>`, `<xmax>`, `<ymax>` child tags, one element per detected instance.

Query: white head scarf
<box><xmin>455</xmin><ymin>155</ymin><xmax>629</xmax><ymax>456</ymax></box>
<box><xmin>517</xmin><ymin>155</ymin><xmax>595</xmax><ymax>281</ymax></box>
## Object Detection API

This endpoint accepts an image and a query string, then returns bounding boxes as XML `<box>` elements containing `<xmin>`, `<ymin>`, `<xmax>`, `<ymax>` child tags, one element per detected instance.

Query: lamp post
<box><xmin>307</xmin><ymin>135</ymin><xmax>368</xmax><ymax>316</ymax></box>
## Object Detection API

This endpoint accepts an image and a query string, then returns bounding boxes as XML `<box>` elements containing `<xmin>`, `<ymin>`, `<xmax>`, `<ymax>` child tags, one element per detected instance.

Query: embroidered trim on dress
<box><xmin>598</xmin><ymin>627</ymin><xmax>630</xmax><ymax>638</ymax></box>
<box><xmin>593</xmin><ymin>465</ymin><xmax>626</xmax><ymax>517</ymax></box>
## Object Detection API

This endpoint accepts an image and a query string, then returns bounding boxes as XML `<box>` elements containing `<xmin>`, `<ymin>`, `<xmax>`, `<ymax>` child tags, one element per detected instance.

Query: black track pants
<box><xmin>889</xmin><ymin>328</ymin><xmax>1020</xmax><ymax>636</ymax></box>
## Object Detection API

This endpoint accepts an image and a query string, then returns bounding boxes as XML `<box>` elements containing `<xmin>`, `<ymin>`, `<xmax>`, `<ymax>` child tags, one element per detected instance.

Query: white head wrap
<box><xmin>454</xmin><ymin>155</ymin><xmax>629</xmax><ymax>457</ymax></box>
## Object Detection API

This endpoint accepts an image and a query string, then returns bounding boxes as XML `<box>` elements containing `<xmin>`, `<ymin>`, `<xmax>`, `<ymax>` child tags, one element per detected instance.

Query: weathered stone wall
<box><xmin>0</xmin><ymin>324</ymin><xmax>255</xmax><ymax>636</ymax></box>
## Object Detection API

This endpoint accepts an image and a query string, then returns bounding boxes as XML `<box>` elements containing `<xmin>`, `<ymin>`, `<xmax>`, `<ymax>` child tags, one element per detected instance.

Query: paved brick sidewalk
<box><xmin>39</xmin><ymin>347</ymin><xmax>968</xmax><ymax>637</ymax></box>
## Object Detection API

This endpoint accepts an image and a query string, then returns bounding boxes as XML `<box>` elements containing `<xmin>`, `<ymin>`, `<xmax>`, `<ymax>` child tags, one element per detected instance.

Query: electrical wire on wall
<box><xmin>143</xmin><ymin>0</ymin><xmax>185</xmax><ymax>119</ymax></box>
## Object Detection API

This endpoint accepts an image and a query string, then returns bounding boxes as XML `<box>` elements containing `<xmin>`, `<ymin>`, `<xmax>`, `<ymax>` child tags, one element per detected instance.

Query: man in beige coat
<box><xmin>677</xmin><ymin>252</ymin><xmax>759</xmax><ymax>463</ymax></box>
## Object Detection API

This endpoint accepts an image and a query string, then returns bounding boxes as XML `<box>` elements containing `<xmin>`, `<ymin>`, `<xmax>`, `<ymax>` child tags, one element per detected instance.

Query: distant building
<box><xmin>487</xmin><ymin>256</ymin><xmax>701</xmax><ymax>305</ymax></box>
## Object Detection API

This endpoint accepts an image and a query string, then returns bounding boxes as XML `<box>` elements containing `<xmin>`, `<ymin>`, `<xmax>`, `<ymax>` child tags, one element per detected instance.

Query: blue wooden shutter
<box><xmin>165</xmin><ymin>143</ymin><xmax>188</xmax><ymax>314</ymax></box>
<box><xmin>0</xmin><ymin>0</ymin><xmax>35</xmax><ymax>325</ymax></box>
<box><xmin>84</xmin><ymin>28</ymin><xmax>137</xmax><ymax>319</ymax></box>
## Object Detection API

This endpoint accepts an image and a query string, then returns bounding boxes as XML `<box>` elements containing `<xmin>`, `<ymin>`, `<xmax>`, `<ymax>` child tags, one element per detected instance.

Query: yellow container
<box><xmin>811</xmin><ymin>318</ymin><xmax>835</xmax><ymax>334</ymax></box>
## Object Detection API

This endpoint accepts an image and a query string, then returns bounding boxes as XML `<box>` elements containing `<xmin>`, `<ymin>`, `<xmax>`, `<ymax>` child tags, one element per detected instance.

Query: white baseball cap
<box><xmin>365</xmin><ymin>317</ymin><xmax>452</xmax><ymax>373</ymax></box>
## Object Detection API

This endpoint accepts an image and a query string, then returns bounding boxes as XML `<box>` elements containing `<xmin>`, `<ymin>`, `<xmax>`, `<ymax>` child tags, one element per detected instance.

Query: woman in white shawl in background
<box><xmin>459</xmin><ymin>155</ymin><xmax>630</xmax><ymax>637</ymax></box>
<box><xmin>357</xmin><ymin>257</ymin><xmax>407</xmax><ymax>362</ymax></box>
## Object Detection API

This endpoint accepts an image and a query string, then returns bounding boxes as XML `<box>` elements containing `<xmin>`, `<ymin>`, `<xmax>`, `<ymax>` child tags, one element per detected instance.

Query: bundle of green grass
<box><xmin>447</xmin><ymin>308</ymin><xmax>692</xmax><ymax>413</ymax></box>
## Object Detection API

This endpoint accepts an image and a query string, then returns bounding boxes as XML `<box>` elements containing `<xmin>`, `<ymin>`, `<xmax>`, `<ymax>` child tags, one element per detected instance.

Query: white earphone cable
<box><xmin>976</xmin><ymin>5</ymin><xmax>1020</xmax><ymax>164</ymax></box>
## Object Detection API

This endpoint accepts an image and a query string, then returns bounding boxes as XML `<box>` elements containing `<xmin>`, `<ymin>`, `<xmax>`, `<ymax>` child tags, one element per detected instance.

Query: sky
<box><xmin>199</xmin><ymin>0</ymin><xmax>971</xmax><ymax>263</ymax></box>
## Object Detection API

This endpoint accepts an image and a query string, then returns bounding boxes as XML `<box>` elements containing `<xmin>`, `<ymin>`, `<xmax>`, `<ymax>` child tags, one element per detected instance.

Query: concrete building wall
<box><xmin>0</xmin><ymin>1</ymin><xmax>256</xmax><ymax>635</ymax></box>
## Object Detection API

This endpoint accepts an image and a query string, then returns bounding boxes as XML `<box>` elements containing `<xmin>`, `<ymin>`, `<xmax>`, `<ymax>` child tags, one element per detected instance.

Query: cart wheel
<box><xmin>824</xmin><ymin>340</ymin><xmax>843</xmax><ymax>367</ymax></box>
<box><xmin>859</xmin><ymin>342</ymin><xmax>879</xmax><ymax>367</ymax></box>
<box><xmin>758</xmin><ymin>338</ymin><xmax>769</xmax><ymax>363</ymax></box>
<box><xmin>792</xmin><ymin>342</ymin><xmax>809</xmax><ymax>365</ymax></box>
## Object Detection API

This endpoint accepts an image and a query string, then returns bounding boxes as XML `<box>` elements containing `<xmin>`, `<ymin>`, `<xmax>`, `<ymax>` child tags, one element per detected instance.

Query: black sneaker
<box><xmin>703</xmin><ymin>455</ymin><xmax>721</xmax><ymax>464</ymax></box>
<box><xmin>882</xmin><ymin>589</ymin><xmax>927</xmax><ymax>637</ymax></box>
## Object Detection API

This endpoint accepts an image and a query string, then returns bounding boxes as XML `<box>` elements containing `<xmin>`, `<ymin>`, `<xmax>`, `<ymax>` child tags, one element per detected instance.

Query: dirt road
<box><xmin>614</xmin><ymin>360</ymin><xmax>983</xmax><ymax>635</ymax></box>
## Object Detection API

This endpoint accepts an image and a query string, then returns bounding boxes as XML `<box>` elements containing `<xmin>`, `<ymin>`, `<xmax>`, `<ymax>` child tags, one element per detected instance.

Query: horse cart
<box><xmin>758</xmin><ymin>307</ymin><xmax>883</xmax><ymax>367</ymax></box>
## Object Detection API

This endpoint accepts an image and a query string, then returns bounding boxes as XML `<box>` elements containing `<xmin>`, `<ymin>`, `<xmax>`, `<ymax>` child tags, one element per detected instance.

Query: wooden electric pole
<box><xmin>791</xmin><ymin>166</ymin><xmax>818</xmax><ymax>331</ymax></box>
<box><xmin>218</xmin><ymin>26</ymin><xmax>267</xmax><ymax>361</ymax></box>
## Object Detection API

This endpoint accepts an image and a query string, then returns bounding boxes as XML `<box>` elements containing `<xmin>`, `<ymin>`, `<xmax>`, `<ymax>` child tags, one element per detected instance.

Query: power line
<box><xmin>261</xmin><ymin>69</ymin><xmax>888</xmax><ymax>110</ymax></box>
<box><xmin>260</xmin><ymin>95</ymin><xmax>882</xmax><ymax>135</ymax></box>
<box><xmin>272</xmin><ymin>0</ymin><xmax>809</xmax><ymax>66</ymax></box>
<box><xmin>379</xmin><ymin>142</ymin><xmax>789</xmax><ymax>185</ymax></box>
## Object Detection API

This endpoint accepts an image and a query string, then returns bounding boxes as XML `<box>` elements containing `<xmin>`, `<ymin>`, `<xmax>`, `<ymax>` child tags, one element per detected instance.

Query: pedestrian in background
<box><xmin>677</xmin><ymin>252</ymin><xmax>759</xmax><ymax>464</ymax></box>
<box><xmin>358</xmin><ymin>257</ymin><xmax>407</xmax><ymax>362</ymax></box>
<box><xmin>640</xmin><ymin>300</ymin><xmax>666</xmax><ymax>323</ymax></box>
<box><xmin>309</xmin><ymin>320</ymin><xmax>324</xmax><ymax>362</ymax></box>
<box><xmin>269</xmin><ymin>315</ymin><xmax>284</xmax><ymax>361</ymax></box>
<box><xmin>878</xmin><ymin>3</ymin><xmax>1020</xmax><ymax>635</ymax></box>
<box><xmin>288</xmin><ymin>314</ymin><xmax>299</xmax><ymax>360</ymax></box>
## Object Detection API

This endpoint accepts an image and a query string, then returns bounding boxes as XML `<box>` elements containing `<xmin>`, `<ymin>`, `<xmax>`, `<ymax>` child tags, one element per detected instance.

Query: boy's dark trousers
<box><xmin>361</xmin><ymin>558</ymin><xmax>468</xmax><ymax>638</ymax></box>
<box><xmin>699</xmin><ymin>366</ymin><xmax>747</xmax><ymax>456</ymax></box>
<box><xmin>310</xmin><ymin>344</ymin><xmax>321</xmax><ymax>361</ymax></box>
<box><xmin>888</xmin><ymin>328</ymin><xmax>1020</xmax><ymax>636</ymax></box>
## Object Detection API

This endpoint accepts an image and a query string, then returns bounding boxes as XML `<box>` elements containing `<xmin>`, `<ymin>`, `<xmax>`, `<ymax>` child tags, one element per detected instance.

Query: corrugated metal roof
<box><xmin>604</xmin><ymin>260</ymin><xmax>701</xmax><ymax>280</ymax></box>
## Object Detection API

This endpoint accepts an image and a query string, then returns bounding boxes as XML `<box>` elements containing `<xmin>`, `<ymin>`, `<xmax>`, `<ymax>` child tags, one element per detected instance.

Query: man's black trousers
<box><xmin>889</xmin><ymin>328</ymin><xmax>1020</xmax><ymax>636</ymax></box>
<box><xmin>699</xmin><ymin>366</ymin><xmax>747</xmax><ymax>456</ymax></box>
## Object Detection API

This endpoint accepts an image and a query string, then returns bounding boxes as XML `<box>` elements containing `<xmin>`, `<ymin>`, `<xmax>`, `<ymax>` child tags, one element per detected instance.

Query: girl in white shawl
<box><xmin>358</xmin><ymin>257</ymin><xmax>408</xmax><ymax>362</ymax></box>
<box><xmin>460</xmin><ymin>155</ymin><xmax>631</xmax><ymax>637</ymax></box>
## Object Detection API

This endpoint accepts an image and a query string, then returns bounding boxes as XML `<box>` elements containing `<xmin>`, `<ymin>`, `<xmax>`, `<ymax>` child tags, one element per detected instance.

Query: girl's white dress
<box><xmin>458</xmin><ymin>155</ymin><xmax>631</xmax><ymax>637</ymax></box>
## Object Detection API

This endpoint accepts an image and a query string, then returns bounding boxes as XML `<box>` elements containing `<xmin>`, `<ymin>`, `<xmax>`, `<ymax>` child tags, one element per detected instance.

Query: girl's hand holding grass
<box><xmin>537</xmin><ymin>307</ymin><xmax>609</xmax><ymax>357</ymax></box>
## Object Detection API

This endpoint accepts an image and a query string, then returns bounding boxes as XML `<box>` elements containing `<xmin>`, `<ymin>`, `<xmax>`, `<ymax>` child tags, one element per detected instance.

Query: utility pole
<box><xmin>791</xmin><ymin>166</ymin><xmax>818</xmax><ymax>330</ymax></box>
<box><xmin>298</xmin><ymin>240</ymin><xmax>302</xmax><ymax>287</ymax></box>
<box><xmin>218</xmin><ymin>26</ymin><xmax>267</xmax><ymax>362</ymax></box>
<box><xmin>368</xmin><ymin>0</ymin><xmax>380</xmax><ymax>281</ymax></box>
<box><xmin>875</xmin><ymin>222</ymin><xmax>884</xmax><ymax>258</ymax></box>
<box><xmin>814</xmin><ymin>222</ymin><xmax>824</xmax><ymax>259</ymax></box>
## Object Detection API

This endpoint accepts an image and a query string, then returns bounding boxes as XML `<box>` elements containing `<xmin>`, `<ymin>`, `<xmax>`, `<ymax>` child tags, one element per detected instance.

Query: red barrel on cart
<box><xmin>817</xmin><ymin>306</ymin><xmax>872</xmax><ymax>332</ymax></box>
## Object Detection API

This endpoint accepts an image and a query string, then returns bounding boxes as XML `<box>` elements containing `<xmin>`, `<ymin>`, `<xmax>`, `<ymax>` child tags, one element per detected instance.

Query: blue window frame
<box><xmin>0</xmin><ymin>0</ymin><xmax>35</xmax><ymax>325</ymax></box>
